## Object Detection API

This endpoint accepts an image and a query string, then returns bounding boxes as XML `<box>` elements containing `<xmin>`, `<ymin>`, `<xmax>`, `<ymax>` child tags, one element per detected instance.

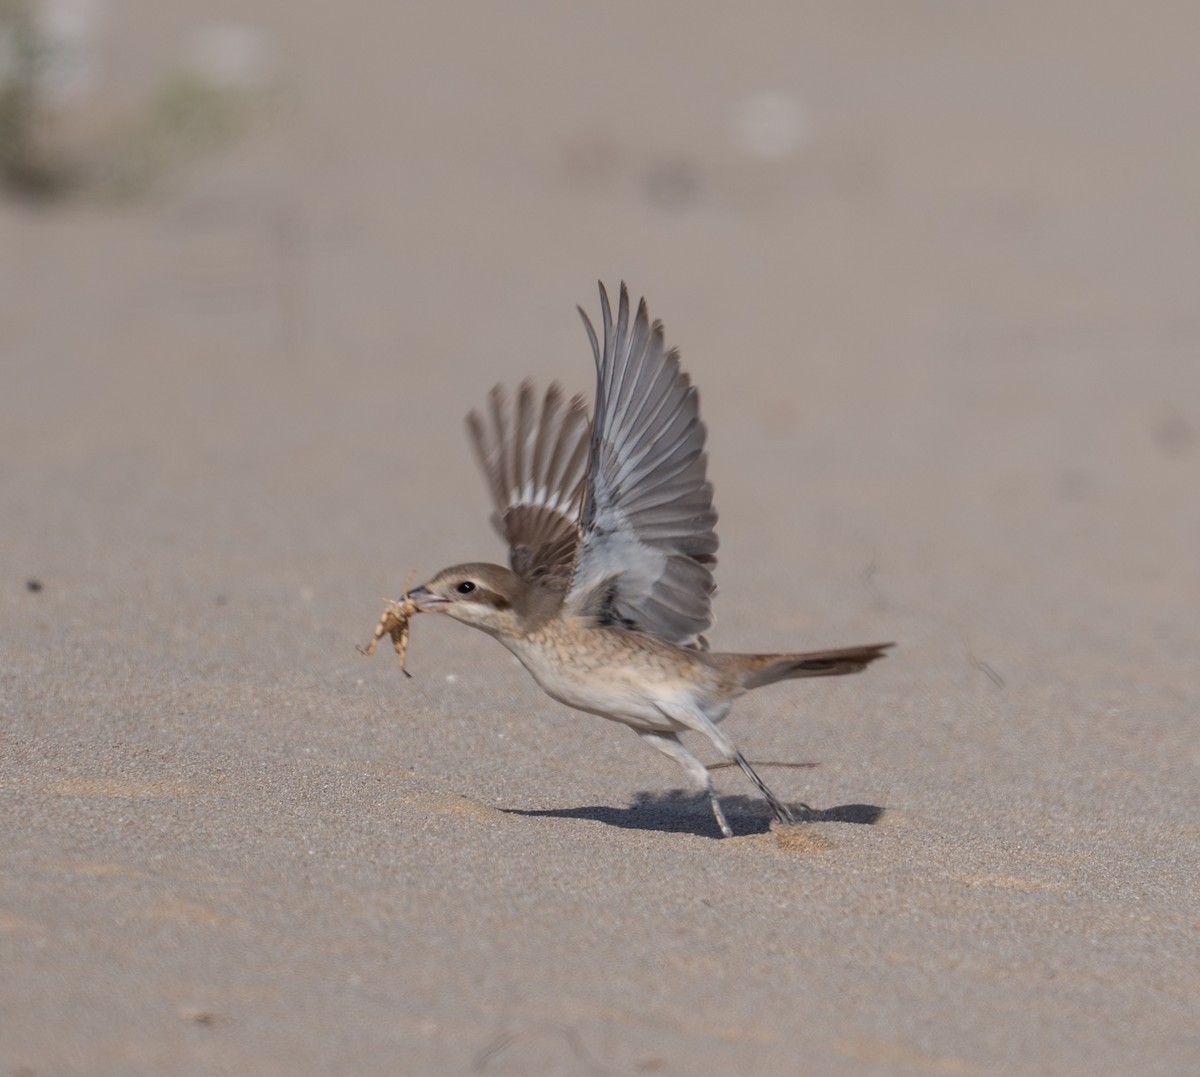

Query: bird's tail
<box><xmin>718</xmin><ymin>643</ymin><xmax>894</xmax><ymax>690</ymax></box>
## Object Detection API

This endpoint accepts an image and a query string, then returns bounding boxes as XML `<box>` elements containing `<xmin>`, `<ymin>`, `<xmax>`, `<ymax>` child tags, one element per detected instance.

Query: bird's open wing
<box><xmin>466</xmin><ymin>381</ymin><xmax>590</xmax><ymax>588</ymax></box>
<box><xmin>566</xmin><ymin>283</ymin><xmax>718</xmax><ymax>646</ymax></box>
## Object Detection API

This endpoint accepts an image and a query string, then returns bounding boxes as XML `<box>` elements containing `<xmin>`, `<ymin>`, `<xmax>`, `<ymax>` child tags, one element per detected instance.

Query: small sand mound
<box><xmin>428</xmin><ymin>793</ymin><xmax>503</xmax><ymax>822</ymax></box>
<box><xmin>770</xmin><ymin>822</ymin><xmax>831</xmax><ymax>853</ymax></box>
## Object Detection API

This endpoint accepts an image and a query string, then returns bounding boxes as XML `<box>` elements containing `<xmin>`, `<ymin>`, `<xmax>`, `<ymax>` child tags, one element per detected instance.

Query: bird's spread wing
<box><xmin>466</xmin><ymin>381</ymin><xmax>590</xmax><ymax>588</ymax></box>
<box><xmin>566</xmin><ymin>283</ymin><xmax>718</xmax><ymax>646</ymax></box>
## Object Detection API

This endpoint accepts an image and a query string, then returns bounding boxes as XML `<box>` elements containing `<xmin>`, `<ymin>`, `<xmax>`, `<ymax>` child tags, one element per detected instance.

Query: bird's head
<box><xmin>407</xmin><ymin>562</ymin><xmax>526</xmax><ymax>636</ymax></box>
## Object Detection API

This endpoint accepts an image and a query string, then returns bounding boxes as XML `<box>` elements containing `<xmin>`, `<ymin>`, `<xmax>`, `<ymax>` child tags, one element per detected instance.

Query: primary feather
<box><xmin>567</xmin><ymin>283</ymin><xmax>718</xmax><ymax>647</ymax></box>
<box><xmin>466</xmin><ymin>381</ymin><xmax>589</xmax><ymax>588</ymax></box>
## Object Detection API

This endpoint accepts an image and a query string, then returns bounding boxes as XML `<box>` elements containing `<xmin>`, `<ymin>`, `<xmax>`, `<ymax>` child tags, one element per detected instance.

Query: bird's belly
<box><xmin>504</xmin><ymin>638</ymin><xmax>692</xmax><ymax>732</ymax></box>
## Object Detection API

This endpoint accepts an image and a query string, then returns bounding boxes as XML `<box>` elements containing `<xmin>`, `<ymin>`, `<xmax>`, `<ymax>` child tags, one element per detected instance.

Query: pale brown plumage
<box><xmin>399</xmin><ymin>283</ymin><xmax>892</xmax><ymax>837</ymax></box>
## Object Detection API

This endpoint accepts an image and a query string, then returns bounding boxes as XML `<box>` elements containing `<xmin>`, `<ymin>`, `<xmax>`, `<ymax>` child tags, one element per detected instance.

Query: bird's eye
<box><xmin>456</xmin><ymin>581</ymin><xmax>477</xmax><ymax>594</ymax></box>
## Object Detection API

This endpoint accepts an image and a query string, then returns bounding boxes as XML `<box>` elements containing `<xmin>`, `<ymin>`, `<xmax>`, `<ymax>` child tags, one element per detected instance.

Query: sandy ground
<box><xmin>3</xmin><ymin>2</ymin><xmax>1199</xmax><ymax>1074</ymax></box>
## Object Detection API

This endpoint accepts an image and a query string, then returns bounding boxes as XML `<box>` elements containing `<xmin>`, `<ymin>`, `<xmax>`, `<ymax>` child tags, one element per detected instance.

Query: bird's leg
<box><xmin>638</xmin><ymin>731</ymin><xmax>733</xmax><ymax>838</ymax></box>
<box><xmin>654</xmin><ymin>702</ymin><xmax>801</xmax><ymax>828</ymax></box>
<box><xmin>733</xmin><ymin>751</ymin><xmax>798</xmax><ymax>827</ymax></box>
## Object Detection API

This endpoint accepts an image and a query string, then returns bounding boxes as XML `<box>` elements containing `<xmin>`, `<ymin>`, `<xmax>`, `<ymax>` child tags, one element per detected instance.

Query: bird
<box><xmin>401</xmin><ymin>282</ymin><xmax>892</xmax><ymax>837</ymax></box>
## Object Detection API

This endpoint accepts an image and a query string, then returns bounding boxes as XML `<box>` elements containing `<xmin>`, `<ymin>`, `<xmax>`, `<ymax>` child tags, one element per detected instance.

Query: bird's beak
<box><xmin>406</xmin><ymin>585</ymin><xmax>449</xmax><ymax>612</ymax></box>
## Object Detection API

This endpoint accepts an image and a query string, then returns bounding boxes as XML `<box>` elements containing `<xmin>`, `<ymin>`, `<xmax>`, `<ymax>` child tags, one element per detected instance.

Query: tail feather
<box><xmin>724</xmin><ymin>642</ymin><xmax>894</xmax><ymax>690</ymax></box>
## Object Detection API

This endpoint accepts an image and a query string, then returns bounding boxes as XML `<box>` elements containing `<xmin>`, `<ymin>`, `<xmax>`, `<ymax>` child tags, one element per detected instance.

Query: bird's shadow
<box><xmin>503</xmin><ymin>789</ymin><xmax>884</xmax><ymax>839</ymax></box>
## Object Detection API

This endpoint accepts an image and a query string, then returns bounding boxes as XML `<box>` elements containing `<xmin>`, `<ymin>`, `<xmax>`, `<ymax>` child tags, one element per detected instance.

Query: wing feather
<box><xmin>467</xmin><ymin>381</ymin><xmax>589</xmax><ymax>587</ymax></box>
<box><xmin>566</xmin><ymin>283</ymin><xmax>718</xmax><ymax>645</ymax></box>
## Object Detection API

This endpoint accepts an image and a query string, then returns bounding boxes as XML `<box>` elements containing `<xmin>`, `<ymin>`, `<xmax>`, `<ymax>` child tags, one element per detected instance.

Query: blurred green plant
<box><xmin>0</xmin><ymin>0</ymin><xmax>266</xmax><ymax>203</ymax></box>
<box><xmin>104</xmin><ymin>71</ymin><xmax>252</xmax><ymax>199</ymax></box>
<box><xmin>0</xmin><ymin>0</ymin><xmax>73</xmax><ymax>196</ymax></box>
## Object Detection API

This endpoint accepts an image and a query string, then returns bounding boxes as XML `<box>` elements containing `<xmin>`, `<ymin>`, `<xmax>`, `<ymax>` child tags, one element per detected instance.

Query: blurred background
<box><xmin>4</xmin><ymin>0</ymin><xmax>1198</xmax><ymax>645</ymax></box>
<box><xmin>4</xmin><ymin>0</ymin><xmax>1197</xmax><ymax>657</ymax></box>
<box><xmin>3</xmin><ymin>2</ymin><xmax>1199</xmax><ymax>1073</ymax></box>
